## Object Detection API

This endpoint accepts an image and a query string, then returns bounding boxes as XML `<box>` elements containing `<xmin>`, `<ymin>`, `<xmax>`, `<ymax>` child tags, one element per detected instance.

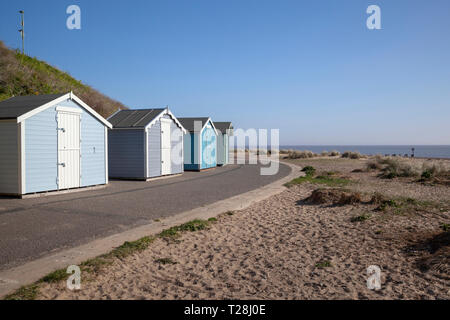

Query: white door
<box><xmin>160</xmin><ymin>119</ymin><xmax>171</xmax><ymax>175</ymax></box>
<box><xmin>57</xmin><ymin>110</ymin><xmax>81</xmax><ymax>189</ymax></box>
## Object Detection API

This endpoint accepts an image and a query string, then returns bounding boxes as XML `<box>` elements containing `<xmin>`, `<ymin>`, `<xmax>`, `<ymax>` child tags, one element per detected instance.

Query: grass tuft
<box><xmin>40</xmin><ymin>269</ymin><xmax>69</xmax><ymax>283</ymax></box>
<box><xmin>315</xmin><ymin>261</ymin><xmax>333</xmax><ymax>268</ymax></box>
<box><xmin>159</xmin><ymin>219</ymin><xmax>210</xmax><ymax>239</ymax></box>
<box><xmin>350</xmin><ymin>213</ymin><xmax>371</xmax><ymax>222</ymax></box>
<box><xmin>154</xmin><ymin>257</ymin><xmax>177</xmax><ymax>265</ymax></box>
<box><xmin>285</xmin><ymin>174</ymin><xmax>350</xmax><ymax>188</ymax></box>
<box><xmin>3</xmin><ymin>284</ymin><xmax>40</xmax><ymax>301</ymax></box>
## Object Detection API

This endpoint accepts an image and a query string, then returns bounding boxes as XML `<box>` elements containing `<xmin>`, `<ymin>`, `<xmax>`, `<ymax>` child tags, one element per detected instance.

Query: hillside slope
<box><xmin>0</xmin><ymin>41</ymin><xmax>126</xmax><ymax>118</ymax></box>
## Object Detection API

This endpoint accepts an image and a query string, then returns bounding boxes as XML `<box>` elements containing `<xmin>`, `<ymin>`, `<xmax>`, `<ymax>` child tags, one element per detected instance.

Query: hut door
<box><xmin>57</xmin><ymin>108</ymin><xmax>81</xmax><ymax>189</ymax></box>
<box><xmin>160</xmin><ymin>119</ymin><xmax>171</xmax><ymax>175</ymax></box>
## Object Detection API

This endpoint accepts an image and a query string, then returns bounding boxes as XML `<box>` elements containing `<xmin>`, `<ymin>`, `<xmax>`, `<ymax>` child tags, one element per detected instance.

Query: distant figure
<box><xmin>411</xmin><ymin>148</ymin><xmax>415</xmax><ymax>158</ymax></box>
<box><xmin>404</xmin><ymin>154</ymin><xmax>408</xmax><ymax>158</ymax></box>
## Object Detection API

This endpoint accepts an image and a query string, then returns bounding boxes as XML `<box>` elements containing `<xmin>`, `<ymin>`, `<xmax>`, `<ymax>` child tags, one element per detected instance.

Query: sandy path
<box><xmin>38</xmin><ymin>183</ymin><xmax>449</xmax><ymax>300</ymax></box>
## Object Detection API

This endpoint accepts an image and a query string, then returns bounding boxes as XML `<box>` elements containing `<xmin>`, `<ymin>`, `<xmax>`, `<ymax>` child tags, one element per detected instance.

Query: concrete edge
<box><xmin>0</xmin><ymin>161</ymin><xmax>301</xmax><ymax>298</ymax></box>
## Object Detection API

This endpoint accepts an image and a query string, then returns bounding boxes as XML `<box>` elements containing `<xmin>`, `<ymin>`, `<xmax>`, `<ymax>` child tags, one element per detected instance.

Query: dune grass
<box><xmin>284</xmin><ymin>169</ymin><xmax>351</xmax><ymax>188</ymax></box>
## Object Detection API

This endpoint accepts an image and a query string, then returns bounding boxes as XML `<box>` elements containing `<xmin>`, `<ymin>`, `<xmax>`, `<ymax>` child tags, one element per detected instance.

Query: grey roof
<box><xmin>214</xmin><ymin>122</ymin><xmax>233</xmax><ymax>133</ymax></box>
<box><xmin>177</xmin><ymin>117</ymin><xmax>210</xmax><ymax>132</ymax></box>
<box><xmin>108</xmin><ymin>109</ymin><xmax>166</xmax><ymax>128</ymax></box>
<box><xmin>0</xmin><ymin>93</ymin><xmax>67</xmax><ymax>119</ymax></box>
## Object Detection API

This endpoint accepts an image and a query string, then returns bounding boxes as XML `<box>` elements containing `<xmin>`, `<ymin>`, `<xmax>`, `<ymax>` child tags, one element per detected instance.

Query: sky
<box><xmin>0</xmin><ymin>0</ymin><xmax>449</xmax><ymax>145</ymax></box>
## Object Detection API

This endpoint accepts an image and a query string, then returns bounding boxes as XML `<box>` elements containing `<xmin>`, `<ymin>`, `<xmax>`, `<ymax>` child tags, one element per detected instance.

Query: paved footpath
<box><xmin>0</xmin><ymin>163</ymin><xmax>291</xmax><ymax>271</ymax></box>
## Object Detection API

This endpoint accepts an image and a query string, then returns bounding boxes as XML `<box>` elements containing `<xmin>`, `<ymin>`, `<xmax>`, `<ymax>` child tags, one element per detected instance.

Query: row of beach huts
<box><xmin>0</xmin><ymin>92</ymin><xmax>233</xmax><ymax>197</ymax></box>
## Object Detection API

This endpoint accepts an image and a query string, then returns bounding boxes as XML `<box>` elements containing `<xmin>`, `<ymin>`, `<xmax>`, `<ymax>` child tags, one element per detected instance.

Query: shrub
<box><xmin>421</xmin><ymin>164</ymin><xmax>445</xmax><ymax>180</ymax></box>
<box><xmin>301</xmin><ymin>166</ymin><xmax>316</xmax><ymax>176</ymax></box>
<box><xmin>370</xmin><ymin>192</ymin><xmax>386</xmax><ymax>205</ymax></box>
<box><xmin>285</xmin><ymin>150</ymin><xmax>317</xmax><ymax>159</ymax></box>
<box><xmin>366</xmin><ymin>160</ymin><xmax>382</xmax><ymax>171</ymax></box>
<box><xmin>338</xmin><ymin>192</ymin><xmax>362</xmax><ymax>205</ymax></box>
<box><xmin>342</xmin><ymin>151</ymin><xmax>362</xmax><ymax>159</ymax></box>
<box><xmin>421</xmin><ymin>169</ymin><xmax>433</xmax><ymax>179</ymax></box>
<box><xmin>378</xmin><ymin>158</ymin><xmax>418</xmax><ymax>178</ymax></box>
<box><xmin>329</xmin><ymin>150</ymin><xmax>340</xmax><ymax>157</ymax></box>
<box><xmin>306</xmin><ymin>188</ymin><xmax>360</xmax><ymax>205</ymax></box>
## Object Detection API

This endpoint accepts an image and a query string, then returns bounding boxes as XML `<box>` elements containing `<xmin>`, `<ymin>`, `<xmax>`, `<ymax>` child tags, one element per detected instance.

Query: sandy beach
<box><xmin>34</xmin><ymin>157</ymin><xmax>449</xmax><ymax>300</ymax></box>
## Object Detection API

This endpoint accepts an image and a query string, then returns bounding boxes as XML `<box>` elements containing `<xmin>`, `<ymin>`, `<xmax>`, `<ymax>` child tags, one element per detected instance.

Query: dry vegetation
<box><xmin>365</xmin><ymin>156</ymin><xmax>450</xmax><ymax>185</ymax></box>
<box><xmin>0</xmin><ymin>41</ymin><xmax>126</xmax><ymax>118</ymax></box>
<box><xmin>280</xmin><ymin>149</ymin><xmax>363</xmax><ymax>160</ymax></box>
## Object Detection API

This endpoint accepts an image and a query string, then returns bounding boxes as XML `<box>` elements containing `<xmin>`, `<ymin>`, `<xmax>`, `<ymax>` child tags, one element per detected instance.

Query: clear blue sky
<box><xmin>1</xmin><ymin>0</ymin><xmax>449</xmax><ymax>145</ymax></box>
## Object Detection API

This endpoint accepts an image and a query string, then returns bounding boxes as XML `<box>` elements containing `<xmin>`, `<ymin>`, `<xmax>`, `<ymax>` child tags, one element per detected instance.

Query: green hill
<box><xmin>0</xmin><ymin>41</ymin><xmax>126</xmax><ymax>118</ymax></box>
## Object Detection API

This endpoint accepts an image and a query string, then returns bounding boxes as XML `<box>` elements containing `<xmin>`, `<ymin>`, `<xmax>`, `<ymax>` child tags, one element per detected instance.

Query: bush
<box><xmin>329</xmin><ymin>150</ymin><xmax>340</xmax><ymax>157</ymax></box>
<box><xmin>285</xmin><ymin>150</ymin><xmax>318</xmax><ymax>159</ymax></box>
<box><xmin>421</xmin><ymin>164</ymin><xmax>444</xmax><ymax>180</ymax></box>
<box><xmin>338</xmin><ymin>192</ymin><xmax>362</xmax><ymax>205</ymax></box>
<box><xmin>301</xmin><ymin>166</ymin><xmax>316</xmax><ymax>176</ymax></box>
<box><xmin>378</xmin><ymin>158</ymin><xmax>418</xmax><ymax>179</ymax></box>
<box><xmin>342</xmin><ymin>151</ymin><xmax>362</xmax><ymax>159</ymax></box>
<box><xmin>366</xmin><ymin>160</ymin><xmax>382</xmax><ymax>171</ymax></box>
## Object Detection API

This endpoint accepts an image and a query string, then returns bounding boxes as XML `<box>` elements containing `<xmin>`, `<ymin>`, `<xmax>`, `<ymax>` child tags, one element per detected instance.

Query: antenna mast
<box><xmin>18</xmin><ymin>10</ymin><xmax>24</xmax><ymax>54</ymax></box>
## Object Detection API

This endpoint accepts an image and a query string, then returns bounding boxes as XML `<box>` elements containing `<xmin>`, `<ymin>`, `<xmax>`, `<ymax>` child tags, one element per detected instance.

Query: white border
<box><xmin>17</xmin><ymin>122</ymin><xmax>26</xmax><ymax>195</ymax></box>
<box><xmin>17</xmin><ymin>92</ymin><xmax>112</xmax><ymax>129</ymax></box>
<box><xmin>144</xmin><ymin>108</ymin><xmax>187</xmax><ymax>134</ymax></box>
<box><xmin>105</xmin><ymin>126</ymin><xmax>109</xmax><ymax>184</ymax></box>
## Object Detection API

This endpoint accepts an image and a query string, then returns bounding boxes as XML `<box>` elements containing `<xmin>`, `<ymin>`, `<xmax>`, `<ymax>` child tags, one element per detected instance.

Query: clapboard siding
<box><xmin>109</xmin><ymin>129</ymin><xmax>145</xmax><ymax>178</ymax></box>
<box><xmin>170</xmin><ymin>119</ymin><xmax>184</xmax><ymax>174</ymax></box>
<box><xmin>24</xmin><ymin>100</ymin><xmax>108</xmax><ymax>193</ymax></box>
<box><xmin>147</xmin><ymin>120</ymin><xmax>161</xmax><ymax>178</ymax></box>
<box><xmin>0</xmin><ymin>121</ymin><xmax>18</xmax><ymax>194</ymax></box>
<box><xmin>24</xmin><ymin>107</ymin><xmax>58</xmax><ymax>193</ymax></box>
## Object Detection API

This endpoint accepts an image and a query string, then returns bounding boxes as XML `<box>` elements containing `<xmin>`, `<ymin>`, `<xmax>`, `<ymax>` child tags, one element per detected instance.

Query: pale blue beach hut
<box><xmin>0</xmin><ymin>92</ymin><xmax>112</xmax><ymax>196</ymax></box>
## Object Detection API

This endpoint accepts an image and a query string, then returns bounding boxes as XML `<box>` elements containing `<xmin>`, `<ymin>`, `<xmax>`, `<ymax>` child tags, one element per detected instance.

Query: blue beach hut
<box><xmin>0</xmin><ymin>92</ymin><xmax>112</xmax><ymax>196</ymax></box>
<box><xmin>178</xmin><ymin>117</ymin><xmax>218</xmax><ymax>171</ymax></box>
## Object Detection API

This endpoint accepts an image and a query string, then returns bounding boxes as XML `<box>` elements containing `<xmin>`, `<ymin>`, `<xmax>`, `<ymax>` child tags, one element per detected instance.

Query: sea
<box><xmin>279</xmin><ymin>145</ymin><xmax>450</xmax><ymax>159</ymax></box>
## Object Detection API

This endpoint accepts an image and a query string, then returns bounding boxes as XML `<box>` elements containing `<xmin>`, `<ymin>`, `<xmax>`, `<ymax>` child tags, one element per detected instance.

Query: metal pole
<box><xmin>19</xmin><ymin>10</ymin><xmax>24</xmax><ymax>54</ymax></box>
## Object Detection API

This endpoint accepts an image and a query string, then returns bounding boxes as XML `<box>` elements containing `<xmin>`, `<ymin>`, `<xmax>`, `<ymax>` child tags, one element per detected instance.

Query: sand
<box><xmin>37</xmin><ymin>159</ymin><xmax>450</xmax><ymax>299</ymax></box>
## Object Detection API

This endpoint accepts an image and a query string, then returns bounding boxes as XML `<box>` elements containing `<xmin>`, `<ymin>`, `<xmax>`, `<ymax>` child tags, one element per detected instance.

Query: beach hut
<box><xmin>0</xmin><ymin>92</ymin><xmax>112</xmax><ymax>196</ymax></box>
<box><xmin>213</xmin><ymin>122</ymin><xmax>233</xmax><ymax>166</ymax></box>
<box><xmin>107</xmin><ymin>108</ymin><xmax>186</xmax><ymax>179</ymax></box>
<box><xmin>178</xmin><ymin>117</ymin><xmax>218</xmax><ymax>171</ymax></box>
